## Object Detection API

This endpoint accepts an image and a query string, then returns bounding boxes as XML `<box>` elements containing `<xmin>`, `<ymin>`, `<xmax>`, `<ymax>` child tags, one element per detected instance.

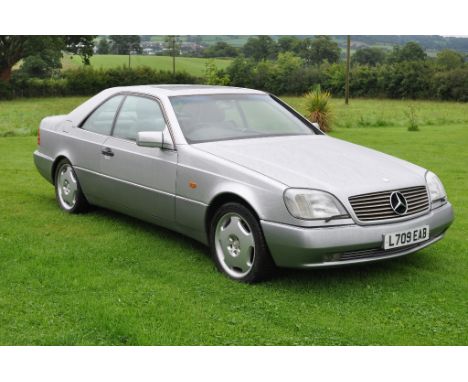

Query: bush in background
<box><xmin>432</xmin><ymin>68</ymin><xmax>468</xmax><ymax>102</ymax></box>
<box><xmin>204</xmin><ymin>60</ymin><xmax>230</xmax><ymax>85</ymax></box>
<box><xmin>303</xmin><ymin>86</ymin><xmax>333</xmax><ymax>132</ymax></box>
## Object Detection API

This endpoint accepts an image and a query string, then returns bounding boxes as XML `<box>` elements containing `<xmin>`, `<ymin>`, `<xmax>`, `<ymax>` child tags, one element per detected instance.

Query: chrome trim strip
<box><xmin>74</xmin><ymin>166</ymin><xmax>208</xmax><ymax>206</ymax></box>
<box><xmin>74</xmin><ymin>166</ymin><xmax>174</xmax><ymax>198</ymax></box>
<box><xmin>34</xmin><ymin>151</ymin><xmax>53</xmax><ymax>162</ymax></box>
<box><xmin>261</xmin><ymin>219</ymin><xmax>356</xmax><ymax>229</ymax></box>
<box><xmin>175</xmin><ymin>195</ymin><xmax>208</xmax><ymax>207</ymax></box>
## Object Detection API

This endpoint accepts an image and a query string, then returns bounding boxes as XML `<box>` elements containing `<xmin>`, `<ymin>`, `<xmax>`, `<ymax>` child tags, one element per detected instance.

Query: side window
<box><xmin>113</xmin><ymin>96</ymin><xmax>166</xmax><ymax>141</ymax></box>
<box><xmin>81</xmin><ymin>95</ymin><xmax>124</xmax><ymax>135</ymax></box>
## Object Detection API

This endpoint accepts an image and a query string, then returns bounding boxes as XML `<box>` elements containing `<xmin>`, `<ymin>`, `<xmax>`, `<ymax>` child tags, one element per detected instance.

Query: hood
<box><xmin>194</xmin><ymin>135</ymin><xmax>427</xmax><ymax>197</ymax></box>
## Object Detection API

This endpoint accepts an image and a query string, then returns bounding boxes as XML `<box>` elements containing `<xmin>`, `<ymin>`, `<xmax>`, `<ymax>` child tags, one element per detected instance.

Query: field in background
<box><xmin>62</xmin><ymin>55</ymin><xmax>232</xmax><ymax>76</ymax></box>
<box><xmin>2</xmin><ymin>96</ymin><xmax>467</xmax><ymax>137</ymax></box>
<box><xmin>285</xmin><ymin>97</ymin><xmax>468</xmax><ymax>129</ymax></box>
<box><xmin>0</xmin><ymin>96</ymin><xmax>467</xmax><ymax>344</ymax></box>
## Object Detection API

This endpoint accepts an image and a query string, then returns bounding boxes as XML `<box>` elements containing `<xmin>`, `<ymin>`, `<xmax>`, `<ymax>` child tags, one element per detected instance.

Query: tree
<box><xmin>17</xmin><ymin>55</ymin><xmax>60</xmax><ymax>79</ymax></box>
<box><xmin>0</xmin><ymin>35</ymin><xmax>95</xmax><ymax>81</ymax></box>
<box><xmin>299</xmin><ymin>36</ymin><xmax>340</xmax><ymax>65</ymax></box>
<box><xmin>64</xmin><ymin>36</ymin><xmax>95</xmax><ymax>65</ymax></box>
<box><xmin>109</xmin><ymin>35</ymin><xmax>142</xmax><ymax>55</ymax></box>
<box><xmin>97</xmin><ymin>38</ymin><xmax>111</xmax><ymax>55</ymax></box>
<box><xmin>203</xmin><ymin>42</ymin><xmax>238</xmax><ymax>58</ymax></box>
<box><xmin>277</xmin><ymin>36</ymin><xmax>302</xmax><ymax>54</ymax></box>
<box><xmin>243</xmin><ymin>36</ymin><xmax>277</xmax><ymax>61</ymax></box>
<box><xmin>388</xmin><ymin>41</ymin><xmax>426</xmax><ymax>63</ymax></box>
<box><xmin>436</xmin><ymin>49</ymin><xmax>465</xmax><ymax>70</ymax></box>
<box><xmin>351</xmin><ymin>47</ymin><xmax>386</xmax><ymax>66</ymax></box>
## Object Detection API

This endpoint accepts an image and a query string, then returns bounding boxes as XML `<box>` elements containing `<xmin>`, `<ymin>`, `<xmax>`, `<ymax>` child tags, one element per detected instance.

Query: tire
<box><xmin>209</xmin><ymin>202</ymin><xmax>276</xmax><ymax>283</ymax></box>
<box><xmin>54</xmin><ymin>158</ymin><xmax>89</xmax><ymax>213</ymax></box>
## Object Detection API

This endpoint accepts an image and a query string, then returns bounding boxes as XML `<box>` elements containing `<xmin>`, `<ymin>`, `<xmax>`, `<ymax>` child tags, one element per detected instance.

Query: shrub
<box><xmin>432</xmin><ymin>68</ymin><xmax>468</xmax><ymax>102</ymax></box>
<box><xmin>303</xmin><ymin>86</ymin><xmax>333</xmax><ymax>132</ymax></box>
<box><xmin>349</xmin><ymin>65</ymin><xmax>384</xmax><ymax>98</ymax></box>
<box><xmin>382</xmin><ymin>61</ymin><xmax>433</xmax><ymax>99</ymax></box>
<box><xmin>322</xmin><ymin>62</ymin><xmax>345</xmax><ymax>96</ymax></box>
<box><xmin>405</xmin><ymin>105</ymin><xmax>420</xmax><ymax>132</ymax></box>
<box><xmin>226</xmin><ymin>53</ymin><xmax>321</xmax><ymax>95</ymax></box>
<box><xmin>204</xmin><ymin>60</ymin><xmax>230</xmax><ymax>85</ymax></box>
<box><xmin>226</xmin><ymin>56</ymin><xmax>256</xmax><ymax>88</ymax></box>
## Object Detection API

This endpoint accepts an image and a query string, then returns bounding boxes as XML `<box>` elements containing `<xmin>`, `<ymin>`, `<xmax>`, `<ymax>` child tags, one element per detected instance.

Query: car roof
<box><xmin>106</xmin><ymin>84</ymin><xmax>266</xmax><ymax>97</ymax></box>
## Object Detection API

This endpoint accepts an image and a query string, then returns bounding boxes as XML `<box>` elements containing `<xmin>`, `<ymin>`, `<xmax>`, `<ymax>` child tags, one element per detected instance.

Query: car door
<box><xmin>98</xmin><ymin>94</ymin><xmax>178</xmax><ymax>226</ymax></box>
<box><xmin>70</xmin><ymin>95</ymin><xmax>125</xmax><ymax>205</ymax></box>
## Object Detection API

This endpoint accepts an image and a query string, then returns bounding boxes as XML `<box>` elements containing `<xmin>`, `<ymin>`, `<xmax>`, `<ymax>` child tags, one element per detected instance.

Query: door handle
<box><xmin>101</xmin><ymin>147</ymin><xmax>114</xmax><ymax>157</ymax></box>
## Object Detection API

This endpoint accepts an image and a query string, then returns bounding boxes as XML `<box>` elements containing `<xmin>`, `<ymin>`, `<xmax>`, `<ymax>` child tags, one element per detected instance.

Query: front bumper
<box><xmin>261</xmin><ymin>202</ymin><xmax>454</xmax><ymax>268</ymax></box>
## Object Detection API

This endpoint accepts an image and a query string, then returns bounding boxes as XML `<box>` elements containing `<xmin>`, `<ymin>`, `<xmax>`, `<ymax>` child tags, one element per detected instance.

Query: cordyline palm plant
<box><xmin>303</xmin><ymin>86</ymin><xmax>333</xmax><ymax>132</ymax></box>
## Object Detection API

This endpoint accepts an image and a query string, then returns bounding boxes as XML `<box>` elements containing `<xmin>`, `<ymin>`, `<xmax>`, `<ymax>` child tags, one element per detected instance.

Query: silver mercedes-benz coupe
<box><xmin>34</xmin><ymin>85</ymin><xmax>454</xmax><ymax>282</ymax></box>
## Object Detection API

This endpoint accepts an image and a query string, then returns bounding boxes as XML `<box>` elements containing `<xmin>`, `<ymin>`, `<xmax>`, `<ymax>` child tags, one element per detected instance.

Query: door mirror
<box><xmin>136</xmin><ymin>129</ymin><xmax>175</xmax><ymax>150</ymax></box>
<box><xmin>136</xmin><ymin>131</ymin><xmax>163</xmax><ymax>148</ymax></box>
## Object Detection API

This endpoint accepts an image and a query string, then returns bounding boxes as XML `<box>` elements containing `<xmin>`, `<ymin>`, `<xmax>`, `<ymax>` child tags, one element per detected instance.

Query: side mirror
<box><xmin>136</xmin><ymin>129</ymin><xmax>174</xmax><ymax>150</ymax></box>
<box><xmin>137</xmin><ymin>131</ymin><xmax>163</xmax><ymax>148</ymax></box>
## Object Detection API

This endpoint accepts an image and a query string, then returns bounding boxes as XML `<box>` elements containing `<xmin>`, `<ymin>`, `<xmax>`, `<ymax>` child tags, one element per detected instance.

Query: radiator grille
<box><xmin>349</xmin><ymin>186</ymin><xmax>429</xmax><ymax>222</ymax></box>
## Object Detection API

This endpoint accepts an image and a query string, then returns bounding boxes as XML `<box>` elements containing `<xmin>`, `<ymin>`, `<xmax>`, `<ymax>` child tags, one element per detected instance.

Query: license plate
<box><xmin>383</xmin><ymin>225</ymin><xmax>429</xmax><ymax>250</ymax></box>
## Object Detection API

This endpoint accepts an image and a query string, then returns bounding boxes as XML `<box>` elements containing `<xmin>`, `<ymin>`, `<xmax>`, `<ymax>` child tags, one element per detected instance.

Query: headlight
<box><xmin>425</xmin><ymin>171</ymin><xmax>447</xmax><ymax>207</ymax></box>
<box><xmin>284</xmin><ymin>189</ymin><xmax>349</xmax><ymax>220</ymax></box>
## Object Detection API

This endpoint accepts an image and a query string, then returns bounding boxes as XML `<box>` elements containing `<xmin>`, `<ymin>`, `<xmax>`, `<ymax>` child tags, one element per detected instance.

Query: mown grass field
<box><xmin>62</xmin><ymin>55</ymin><xmax>232</xmax><ymax>76</ymax></box>
<box><xmin>0</xmin><ymin>96</ymin><xmax>467</xmax><ymax>345</ymax></box>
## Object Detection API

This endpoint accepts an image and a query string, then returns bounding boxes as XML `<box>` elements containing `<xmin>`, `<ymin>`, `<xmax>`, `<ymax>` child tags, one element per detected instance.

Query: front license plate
<box><xmin>383</xmin><ymin>225</ymin><xmax>429</xmax><ymax>250</ymax></box>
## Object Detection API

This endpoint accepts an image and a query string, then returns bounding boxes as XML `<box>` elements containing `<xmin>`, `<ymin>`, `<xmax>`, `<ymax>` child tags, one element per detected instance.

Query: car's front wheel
<box><xmin>210</xmin><ymin>202</ymin><xmax>275</xmax><ymax>283</ymax></box>
<box><xmin>54</xmin><ymin>159</ymin><xmax>88</xmax><ymax>213</ymax></box>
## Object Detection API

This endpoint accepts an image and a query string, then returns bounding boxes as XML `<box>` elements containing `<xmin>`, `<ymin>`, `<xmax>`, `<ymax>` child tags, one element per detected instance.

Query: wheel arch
<box><xmin>205</xmin><ymin>192</ymin><xmax>260</xmax><ymax>239</ymax></box>
<box><xmin>51</xmin><ymin>155</ymin><xmax>71</xmax><ymax>185</ymax></box>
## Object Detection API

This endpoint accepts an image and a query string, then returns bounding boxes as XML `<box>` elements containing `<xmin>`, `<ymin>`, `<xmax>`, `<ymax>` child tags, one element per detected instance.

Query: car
<box><xmin>33</xmin><ymin>85</ymin><xmax>454</xmax><ymax>282</ymax></box>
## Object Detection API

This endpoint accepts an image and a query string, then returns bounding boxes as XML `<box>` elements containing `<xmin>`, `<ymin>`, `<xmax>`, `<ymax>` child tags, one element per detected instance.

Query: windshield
<box><xmin>169</xmin><ymin>94</ymin><xmax>315</xmax><ymax>143</ymax></box>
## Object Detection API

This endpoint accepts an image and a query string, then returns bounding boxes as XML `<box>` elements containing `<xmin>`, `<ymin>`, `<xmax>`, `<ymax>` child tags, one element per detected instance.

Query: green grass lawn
<box><xmin>62</xmin><ymin>55</ymin><xmax>232</xmax><ymax>76</ymax></box>
<box><xmin>0</xmin><ymin>97</ymin><xmax>467</xmax><ymax>345</ymax></box>
<box><xmin>0</xmin><ymin>97</ymin><xmax>87</xmax><ymax>137</ymax></box>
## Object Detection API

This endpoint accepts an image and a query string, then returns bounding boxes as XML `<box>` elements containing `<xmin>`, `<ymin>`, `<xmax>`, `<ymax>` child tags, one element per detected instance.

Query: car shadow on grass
<box><xmin>52</xmin><ymin>200</ymin><xmax>435</xmax><ymax>288</ymax></box>
<box><xmin>90</xmin><ymin>206</ymin><xmax>209</xmax><ymax>254</ymax></box>
<box><xmin>271</xmin><ymin>252</ymin><xmax>433</xmax><ymax>290</ymax></box>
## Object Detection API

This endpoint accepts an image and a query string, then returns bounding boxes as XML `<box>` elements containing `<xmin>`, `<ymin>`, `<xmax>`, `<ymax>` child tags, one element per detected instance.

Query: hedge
<box><xmin>0</xmin><ymin>66</ymin><xmax>201</xmax><ymax>99</ymax></box>
<box><xmin>226</xmin><ymin>57</ymin><xmax>468</xmax><ymax>102</ymax></box>
<box><xmin>1</xmin><ymin>62</ymin><xmax>467</xmax><ymax>102</ymax></box>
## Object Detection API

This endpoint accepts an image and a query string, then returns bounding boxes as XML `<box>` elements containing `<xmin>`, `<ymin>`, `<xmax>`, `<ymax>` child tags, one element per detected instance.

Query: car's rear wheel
<box><xmin>210</xmin><ymin>202</ymin><xmax>275</xmax><ymax>283</ymax></box>
<box><xmin>54</xmin><ymin>159</ymin><xmax>88</xmax><ymax>213</ymax></box>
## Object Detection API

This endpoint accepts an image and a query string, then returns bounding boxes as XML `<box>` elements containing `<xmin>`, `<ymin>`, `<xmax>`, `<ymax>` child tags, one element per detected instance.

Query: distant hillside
<box><xmin>140</xmin><ymin>35</ymin><xmax>468</xmax><ymax>54</ymax></box>
<box><xmin>334</xmin><ymin>35</ymin><xmax>468</xmax><ymax>53</ymax></box>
